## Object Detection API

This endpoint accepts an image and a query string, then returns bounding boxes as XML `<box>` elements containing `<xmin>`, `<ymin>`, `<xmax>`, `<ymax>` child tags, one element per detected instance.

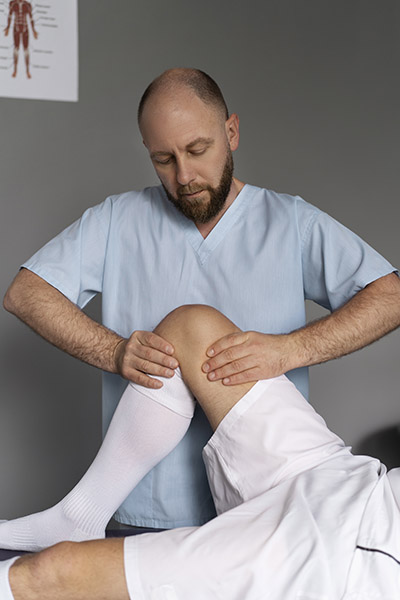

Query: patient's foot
<box><xmin>0</xmin><ymin>489</ymin><xmax>109</xmax><ymax>552</ymax></box>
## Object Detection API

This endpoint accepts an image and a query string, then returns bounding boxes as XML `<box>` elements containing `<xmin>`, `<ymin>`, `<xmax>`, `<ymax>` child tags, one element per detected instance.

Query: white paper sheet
<box><xmin>0</xmin><ymin>0</ymin><xmax>78</xmax><ymax>102</ymax></box>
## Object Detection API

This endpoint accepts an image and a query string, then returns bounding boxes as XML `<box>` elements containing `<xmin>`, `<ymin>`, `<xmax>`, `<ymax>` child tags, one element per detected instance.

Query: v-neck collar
<box><xmin>170</xmin><ymin>184</ymin><xmax>253</xmax><ymax>265</ymax></box>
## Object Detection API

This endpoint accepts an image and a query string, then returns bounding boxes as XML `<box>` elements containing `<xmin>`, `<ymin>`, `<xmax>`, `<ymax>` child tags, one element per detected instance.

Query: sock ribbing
<box><xmin>0</xmin><ymin>368</ymin><xmax>195</xmax><ymax>552</ymax></box>
<box><xmin>61</xmin><ymin>488</ymin><xmax>110</xmax><ymax>538</ymax></box>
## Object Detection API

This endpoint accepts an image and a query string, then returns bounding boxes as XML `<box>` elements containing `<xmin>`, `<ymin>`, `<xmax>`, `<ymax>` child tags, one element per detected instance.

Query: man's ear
<box><xmin>225</xmin><ymin>113</ymin><xmax>240</xmax><ymax>152</ymax></box>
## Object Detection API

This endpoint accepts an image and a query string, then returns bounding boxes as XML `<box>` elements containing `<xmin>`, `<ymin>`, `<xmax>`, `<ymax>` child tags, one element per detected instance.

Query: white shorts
<box><xmin>343</xmin><ymin>467</ymin><xmax>400</xmax><ymax>599</ymax></box>
<box><xmin>124</xmin><ymin>376</ymin><xmax>400</xmax><ymax>600</ymax></box>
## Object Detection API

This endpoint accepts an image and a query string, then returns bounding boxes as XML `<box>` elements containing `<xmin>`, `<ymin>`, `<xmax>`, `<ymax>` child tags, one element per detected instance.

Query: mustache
<box><xmin>177</xmin><ymin>184</ymin><xmax>208</xmax><ymax>196</ymax></box>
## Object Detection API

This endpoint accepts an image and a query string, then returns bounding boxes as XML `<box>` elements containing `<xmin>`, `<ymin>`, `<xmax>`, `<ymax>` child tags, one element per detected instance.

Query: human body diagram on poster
<box><xmin>0</xmin><ymin>1</ymin><xmax>57</xmax><ymax>79</ymax></box>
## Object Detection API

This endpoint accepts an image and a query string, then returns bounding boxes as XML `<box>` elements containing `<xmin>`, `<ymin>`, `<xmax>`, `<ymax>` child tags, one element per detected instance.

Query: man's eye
<box><xmin>190</xmin><ymin>148</ymin><xmax>206</xmax><ymax>156</ymax></box>
<box><xmin>155</xmin><ymin>157</ymin><xmax>173</xmax><ymax>165</ymax></box>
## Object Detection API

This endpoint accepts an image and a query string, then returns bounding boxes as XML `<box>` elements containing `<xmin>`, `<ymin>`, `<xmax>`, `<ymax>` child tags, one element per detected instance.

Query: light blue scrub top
<box><xmin>23</xmin><ymin>184</ymin><xmax>396</xmax><ymax>528</ymax></box>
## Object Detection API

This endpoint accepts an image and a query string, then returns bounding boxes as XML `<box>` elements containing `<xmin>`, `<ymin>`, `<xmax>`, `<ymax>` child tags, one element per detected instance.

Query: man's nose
<box><xmin>176</xmin><ymin>157</ymin><xmax>195</xmax><ymax>186</ymax></box>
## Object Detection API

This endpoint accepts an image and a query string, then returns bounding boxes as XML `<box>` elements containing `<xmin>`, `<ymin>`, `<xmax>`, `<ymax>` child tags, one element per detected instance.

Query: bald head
<box><xmin>137</xmin><ymin>68</ymin><xmax>229</xmax><ymax>129</ymax></box>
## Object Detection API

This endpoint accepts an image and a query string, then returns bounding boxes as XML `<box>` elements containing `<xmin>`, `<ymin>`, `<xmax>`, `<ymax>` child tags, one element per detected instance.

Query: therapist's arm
<box><xmin>202</xmin><ymin>272</ymin><xmax>400</xmax><ymax>384</ymax></box>
<box><xmin>3</xmin><ymin>269</ymin><xmax>178</xmax><ymax>388</ymax></box>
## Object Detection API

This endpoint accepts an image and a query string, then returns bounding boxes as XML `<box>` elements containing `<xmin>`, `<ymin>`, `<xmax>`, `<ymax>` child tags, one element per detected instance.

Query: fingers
<box><xmin>202</xmin><ymin>331</ymin><xmax>282</xmax><ymax>385</ymax></box>
<box><xmin>126</xmin><ymin>331</ymin><xmax>179</xmax><ymax>374</ymax></box>
<box><xmin>206</xmin><ymin>331</ymin><xmax>247</xmax><ymax>358</ymax></box>
<box><xmin>203</xmin><ymin>353</ymin><xmax>254</xmax><ymax>382</ymax></box>
<box><xmin>117</xmin><ymin>331</ymin><xmax>179</xmax><ymax>389</ymax></box>
<box><xmin>218</xmin><ymin>367</ymin><xmax>262</xmax><ymax>386</ymax></box>
<box><xmin>203</xmin><ymin>332</ymin><xmax>249</xmax><ymax>377</ymax></box>
<box><xmin>123</xmin><ymin>370</ymin><xmax>164</xmax><ymax>390</ymax></box>
<box><xmin>136</xmin><ymin>330</ymin><xmax>176</xmax><ymax>358</ymax></box>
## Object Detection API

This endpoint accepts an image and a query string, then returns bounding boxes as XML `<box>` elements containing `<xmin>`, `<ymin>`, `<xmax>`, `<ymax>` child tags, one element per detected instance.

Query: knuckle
<box><xmin>214</xmin><ymin>367</ymin><xmax>226</xmax><ymax>379</ymax></box>
<box><xmin>224</xmin><ymin>348</ymin><xmax>236</xmax><ymax>362</ymax></box>
<box><xmin>142</xmin><ymin>346</ymin><xmax>154</xmax><ymax>360</ymax></box>
<box><xmin>126</xmin><ymin>339</ymin><xmax>139</xmax><ymax>355</ymax></box>
<box><xmin>140</xmin><ymin>359</ymin><xmax>151</xmax><ymax>373</ymax></box>
<box><xmin>132</xmin><ymin>371</ymin><xmax>149</xmax><ymax>387</ymax></box>
<box><xmin>231</xmin><ymin>360</ymin><xmax>243</xmax><ymax>372</ymax></box>
<box><xmin>148</xmin><ymin>332</ymin><xmax>160</xmax><ymax>347</ymax></box>
<box><xmin>143</xmin><ymin>331</ymin><xmax>153</xmax><ymax>344</ymax></box>
<box><xmin>205</xmin><ymin>359</ymin><xmax>216</xmax><ymax>371</ymax></box>
<box><xmin>139</xmin><ymin>374</ymin><xmax>151</xmax><ymax>387</ymax></box>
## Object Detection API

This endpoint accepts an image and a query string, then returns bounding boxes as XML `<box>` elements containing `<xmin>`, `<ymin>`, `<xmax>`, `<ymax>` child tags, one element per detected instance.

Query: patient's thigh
<box><xmin>203</xmin><ymin>375</ymin><xmax>350</xmax><ymax>513</ymax></box>
<box><xmin>124</xmin><ymin>471</ymin><xmax>361</xmax><ymax>600</ymax></box>
<box><xmin>10</xmin><ymin>539</ymin><xmax>129</xmax><ymax>600</ymax></box>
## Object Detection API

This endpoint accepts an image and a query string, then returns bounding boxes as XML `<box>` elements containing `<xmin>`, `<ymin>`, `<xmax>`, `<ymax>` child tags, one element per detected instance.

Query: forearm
<box><xmin>288</xmin><ymin>273</ymin><xmax>400</xmax><ymax>370</ymax></box>
<box><xmin>3</xmin><ymin>269</ymin><xmax>123</xmax><ymax>373</ymax></box>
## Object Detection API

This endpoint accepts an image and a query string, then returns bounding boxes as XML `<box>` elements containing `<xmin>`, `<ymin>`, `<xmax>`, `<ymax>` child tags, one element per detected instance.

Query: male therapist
<box><xmin>3</xmin><ymin>67</ymin><xmax>400</xmax><ymax>531</ymax></box>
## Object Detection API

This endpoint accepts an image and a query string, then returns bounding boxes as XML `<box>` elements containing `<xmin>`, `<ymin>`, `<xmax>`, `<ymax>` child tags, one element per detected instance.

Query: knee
<box><xmin>155</xmin><ymin>304</ymin><xmax>240</xmax><ymax>355</ymax></box>
<box><xmin>157</xmin><ymin>304</ymin><xmax>224</xmax><ymax>336</ymax></box>
<box><xmin>165</xmin><ymin>304</ymin><xmax>223</xmax><ymax>325</ymax></box>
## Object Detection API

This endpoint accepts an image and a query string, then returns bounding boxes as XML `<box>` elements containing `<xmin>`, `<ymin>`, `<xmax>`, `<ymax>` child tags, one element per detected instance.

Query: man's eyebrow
<box><xmin>150</xmin><ymin>150</ymin><xmax>172</xmax><ymax>159</ymax></box>
<box><xmin>150</xmin><ymin>137</ymin><xmax>214</xmax><ymax>159</ymax></box>
<box><xmin>186</xmin><ymin>137</ymin><xmax>214</xmax><ymax>149</ymax></box>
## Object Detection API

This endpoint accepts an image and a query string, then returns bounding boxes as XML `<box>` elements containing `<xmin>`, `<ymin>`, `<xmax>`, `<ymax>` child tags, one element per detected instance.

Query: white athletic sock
<box><xmin>0</xmin><ymin>369</ymin><xmax>195</xmax><ymax>552</ymax></box>
<box><xmin>0</xmin><ymin>557</ymin><xmax>18</xmax><ymax>600</ymax></box>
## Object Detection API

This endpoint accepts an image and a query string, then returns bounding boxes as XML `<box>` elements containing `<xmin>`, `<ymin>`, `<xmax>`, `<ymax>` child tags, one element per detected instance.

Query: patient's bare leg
<box><xmin>0</xmin><ymin>304</ymin><xmax>243</xmax><ymax>553</ymax></box>
<box><xmin>7</xmin><ymin>539</ymin><xmax>129</xmax><ymax>600</ymax></box>
<box><xmin>4</xmin><ymin>305</ymin><xmax>257</xmax><ymax>600</ymax></box>
<box><xmin>156</xmin><ymin>305</ymin><xmax>347</xmax><ymax>503</ymax></box>
<box><xmin>3</xmin><ymin>304</ymin><xmax>348</xmax><ymax>600</ymax></box>
<box><xmin>154</xmin><ymin>304</ymin><xmax>256</xmax><ymax>431</ymax></box>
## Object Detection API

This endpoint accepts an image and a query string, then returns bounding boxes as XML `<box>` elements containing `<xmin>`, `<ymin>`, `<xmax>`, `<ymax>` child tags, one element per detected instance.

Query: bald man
<box><xmin>1</xmin><ymin>305</ymin><xmax>400</xmax><ymax>599</ymax></box>
<box><xmin>3</xmin><ymin>68</ymin><xmax>400</xmax><ymax>533</ymax></box>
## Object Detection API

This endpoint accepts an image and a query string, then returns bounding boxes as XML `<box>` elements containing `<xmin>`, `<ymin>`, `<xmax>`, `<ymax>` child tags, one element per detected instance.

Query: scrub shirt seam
<box><xmin>94</xmin><ymin>197</ymin><xmax>114</xmax><ymax>291</ymax></box>
<box><xmin>300</xmin><ymin>204</ymin><xmax>319</xmax><ymax>253</ymax></box>
<box><xmin>93</xmin><ymin>196</ymin><xmax>113</xmax><ymax>240</ymax></box>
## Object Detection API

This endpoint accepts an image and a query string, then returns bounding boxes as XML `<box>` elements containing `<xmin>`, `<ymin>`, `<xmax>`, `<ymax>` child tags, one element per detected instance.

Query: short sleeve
<box><xmin>298</xmin><ymin>198</ymin><xmax>397</xmax><ymax>311</ymax></box>
<box><xmin>22</xmin><ymin>198</ymin><xmax>112</xmax><ymax>309</ymax></box>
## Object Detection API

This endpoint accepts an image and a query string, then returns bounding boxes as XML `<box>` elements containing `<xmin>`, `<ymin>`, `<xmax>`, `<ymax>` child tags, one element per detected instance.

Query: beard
<box><xmin>162</xmin><ymin>150</ymin><xmax>234</xmax><ymax>224</ymax></box>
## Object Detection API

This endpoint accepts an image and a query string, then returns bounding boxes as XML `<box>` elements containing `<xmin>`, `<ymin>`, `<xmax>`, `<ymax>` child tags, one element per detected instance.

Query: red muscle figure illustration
<box><xmin>4</xmin><ymin>0</ymin><xmax>38</xmax><ymax>79</ymax></box>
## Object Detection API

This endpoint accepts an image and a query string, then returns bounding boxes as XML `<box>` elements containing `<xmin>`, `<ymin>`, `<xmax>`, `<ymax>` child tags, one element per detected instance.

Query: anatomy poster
<box><xmin>0</xmin><ymin>0</ymin><xmax>78</xmax><ymax>102</ymax></box>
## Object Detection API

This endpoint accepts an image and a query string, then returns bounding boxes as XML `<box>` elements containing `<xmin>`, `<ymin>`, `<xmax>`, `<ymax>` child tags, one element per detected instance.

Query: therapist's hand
<box><xmin>114</xmin><ymin>331</ymin><xmax>179</xmax><ymax>389</ymax></box>
<box><xmin>202</xmin><ymin>331</ymin><xmax>292</xmax><ymax>385</ymax></box>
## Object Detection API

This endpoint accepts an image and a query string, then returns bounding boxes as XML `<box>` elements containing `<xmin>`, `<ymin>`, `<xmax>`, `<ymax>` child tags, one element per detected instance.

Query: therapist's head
<box><xmin>138</xmin><ymin>68</ymin><xmax>240</xmax><ymax>224</ymax></box>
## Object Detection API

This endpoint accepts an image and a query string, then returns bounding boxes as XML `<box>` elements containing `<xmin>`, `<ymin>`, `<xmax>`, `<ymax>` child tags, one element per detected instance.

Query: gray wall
<box><xmin>1</xmin><ymin>0</ymin><xmax>399</xmax><ymax>518</ymax></box>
